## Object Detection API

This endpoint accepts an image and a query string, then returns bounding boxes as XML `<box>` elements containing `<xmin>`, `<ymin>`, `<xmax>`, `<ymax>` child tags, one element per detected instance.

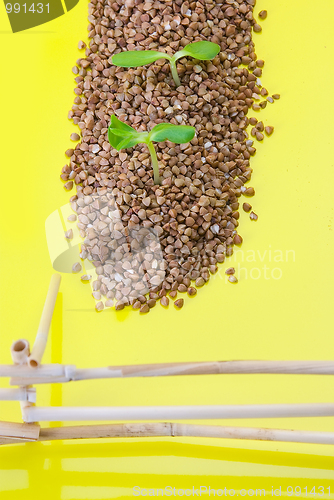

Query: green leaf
<box><xmin>149</xmin><ymin>123</ymin><xmax>195</xmax><ymax>144</ymax></box>
<box><xmin>108</xmin><ymin>116</ymin><xmax>151</xmax><ymax>151</ymax></box>
<box><xmin>174</xmin><ymin>41</ymin><xmax>220</xmax><ymax>62</ymax></box>
<box><xmin>108</xmin><ymin>116</ymin><xmax>137</xmax><ymax>150</ymax></box>
<box><xmin>109</xmin><ymin>115</ymin><xmax>135</xmax><ymax>134</ymax></box>
<box><xmin>108</xmin><ymin>128</ymin><xmax>132</xmax><ymax>138</ymax></box>
<box><xmin>116</xmin><ymin>136</ymin><xmax>144</xmax><ymax>150</ymax></box>
<box><xmin>112</xmin><ymin>50</ymin><xmax>170</xmax><ymax>68</ymax></box>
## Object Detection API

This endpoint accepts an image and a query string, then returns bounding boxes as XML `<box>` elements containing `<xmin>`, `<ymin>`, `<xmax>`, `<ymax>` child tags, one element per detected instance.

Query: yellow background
<box><xmin>1</xmin><ymin>0</ymin><xmax>334</xmax><ymax>497</ymax></box>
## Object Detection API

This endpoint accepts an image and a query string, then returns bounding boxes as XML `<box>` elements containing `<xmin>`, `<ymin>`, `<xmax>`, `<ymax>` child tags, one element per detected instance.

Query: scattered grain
<box><xmin>160</xmin><ymin>296</ymin><xmax>169</xmax><ymax>307</ymax></box>
<box><xmin>228</xmin><ymin>276</ymin><xmax>238</xmax><ymax>284</ymax></box>
<box><xmin>243</xmin><ymin>203</ymin><xmax>252</xmax><ymax>212</ymax></box>
<box><xmin>140</xmin><ymin>303</ymin><xmax>150</xmax><ymax>313</ymax></box>
<box><xmin>244</xmin><ymin>187</ymin><xmax>255</xmax><ymax>196</ymax></box>
<box><xmin>258</xmin><ymin>10</ymin><xmax>267</xmax><ymax>19</ymax></box>
<box><xmin>65</xmin><ymin>229</ymin><xmax>73</xmax><ymax>240</ymax></box>
<box><xmin>265</xmin><ymin>126</ymin><xmax>274</xmax><ymax>136</ymax></box>
<box><xmin>225</xmin><ymin>267</ymin><xmax>235</xmax><ymax>275</ymax></box>
<box><xmin>195</xmin><ymin>277</ymin><xmax>205</xmax><ymax>287</ymax></box>
<box><xmin>233</xmin><ymin>234</ymin><xmax>243</xmax><ymax>245</ymax></box>
<box><xmin>63</xmin><ymin>0</ymin><xmax>275</xmax><ymax>313</ymax></box>
<box><xmin>72</xmin><ymin>262</ymin><xmax>82</xmax><ymax>273</ymax></box>
<box><xmin>174</xmin><ymin>299</ymin><xmax>184</xmax><ymax>309</ymax></box>
<box><xmin>81</xmin><ymin>274</ymin><xmax>92</xmax><ymax>281</ymax></box>
<box><xmin>95</xmin><ymin>301</ymin><xmax>104</xmax><ymax>312</ymax></box>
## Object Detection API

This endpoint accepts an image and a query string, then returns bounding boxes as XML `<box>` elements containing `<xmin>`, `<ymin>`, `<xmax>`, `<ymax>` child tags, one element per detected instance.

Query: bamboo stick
<box><xmin>28</xmin><ymin>274</ymin><xmax>61</xmax><ymax>368</ymax></box>
<box><xmin>39</xmin><ymin>422</ymin><xmax>172</xmax><ymax>440</ymax></box>
<box><xmin>36</xmin><ymin>423</ymin><xmax>334</xmax><ymax>444</ymax></box>
<box><xmin>10</xmin><ymin>340</ymin><xmax>30</xmax><ymax>365</ymax></box>
<box><xmin>0</xmin><ymin>421</ymin><xmax>40</xmax><ymax>441</ymax></box>
<box><xmin>0</xmin><ymin>388</ymin><xmax>36</xmax><ymax>402</ymax></box>
<box><xmin>108</xmin><ymin>360</ymin><xmax>334</xmax><ymax>378</ymax></box>
<box><xmin>106</xmin><ymin>360</ymin><xmax>334</xmax><ymax>376</ymax></box>
<box><xmin>217</xmin><ymin>360</ymin><xmax>334</xmax><ymax>374</ymax></box>
<box><xmin>2</xmin><ymin>423</ymin><xmax>334</xmax><ymax>446</ymax></box>
<box><xmin>21</xmin><ymin>403</ymin><xmax>334</xmax><ymax>423</ymax></box>
<box><xmin>6</xmin><ymin>360</ymin><xmax>334</xmax><ymax>385</ymax></box>
<box><xmin>68</xmin><ymin>362</ymin><xmax>334</xmax><ymax>382</ymax></box>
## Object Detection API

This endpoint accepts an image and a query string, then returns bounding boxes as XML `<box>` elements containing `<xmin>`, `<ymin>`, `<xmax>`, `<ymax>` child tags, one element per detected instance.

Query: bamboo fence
<box><xmin>1</xmin><ymin>273</ymin><xmax>334</xmax><ymax>447</ymax></box>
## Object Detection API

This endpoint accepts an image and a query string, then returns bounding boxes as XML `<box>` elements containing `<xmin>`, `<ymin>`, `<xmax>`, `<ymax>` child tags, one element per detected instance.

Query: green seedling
<box><xmin>108</xmin><ymin>115</ymin><xmax>195</xmax><ymax>185</ymax></box>
<box><xmin>112</xmin><ymin>41</ymin><xmax>220</xmax><ymax>87</ymax></box>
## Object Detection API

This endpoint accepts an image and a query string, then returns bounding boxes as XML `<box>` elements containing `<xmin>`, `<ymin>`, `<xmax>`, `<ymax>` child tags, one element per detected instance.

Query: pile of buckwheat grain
<box><xmin>60</xmin><ymin>0</ymin><xmax>277</xmax><ymax>313</ymax></box>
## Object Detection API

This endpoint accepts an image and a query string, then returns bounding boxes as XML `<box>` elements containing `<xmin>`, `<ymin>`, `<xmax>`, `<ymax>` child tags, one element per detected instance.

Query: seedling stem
<box><xmin>146</xmin><ymin>141</ymin><xmax>161</xmax><ymax>185</ymax></box>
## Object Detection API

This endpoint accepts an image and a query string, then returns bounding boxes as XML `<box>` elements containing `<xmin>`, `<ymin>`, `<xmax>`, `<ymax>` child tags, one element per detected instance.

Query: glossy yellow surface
<box><xmin>1</xmin><ymin>0</ymin><xmax>334</xmax><ymax>498</ymax></box>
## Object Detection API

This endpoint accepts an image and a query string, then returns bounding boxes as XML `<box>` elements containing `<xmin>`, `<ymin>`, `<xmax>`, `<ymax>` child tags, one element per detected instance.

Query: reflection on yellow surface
<box><xmin>1</xmin><ymin>441</ymin><xmax>334</xmax><ymax>499</ymax></box>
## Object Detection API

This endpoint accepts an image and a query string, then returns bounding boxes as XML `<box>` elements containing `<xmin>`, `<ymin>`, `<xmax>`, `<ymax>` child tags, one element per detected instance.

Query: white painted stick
<box><xmin>6</xmin><ymin>360</ymin><xmax>334</xmax><ymax>385</ymax></box>
<box><xmin>174</xmin><ymin>424</ymin><xmax>334</xmax><ymax>444</ymax></box>
<box><xmin>10</xmin><ymin>340</ymin><xmax>30</xmax><ymax>365</ymax></box>
<box><xmin>10</xmin><ymin>375</ymin><xmax>69</xmax><ymax>386</ymax></box>
<box><xmin>0</xmin><ymin>364</ymin><xmax>66</xmax><ymax>378</ymax></box>
<box><xmin>28</xmin><ymin>274</ymin><xmax>61</xmax><ymax>368</ymax></box>
<box><xmin>0</xmin><ymin>388</ymin><xmax>36</xmax><ymax>402</ymax></box>
<box><xmin>21</xmin><ymin>403</ymin><xmax>334</xmax><ymax>423</ymax></box>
